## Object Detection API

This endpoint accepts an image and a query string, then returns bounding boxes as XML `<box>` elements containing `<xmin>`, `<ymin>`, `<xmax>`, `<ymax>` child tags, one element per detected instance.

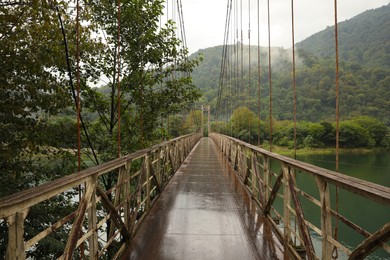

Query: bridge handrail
<box><xmin>0</xmin><ymin>133</ymin><xmax>202</xmax><ymax>259</ymax></box>
<box><xmin>213</xmin><ymin>134</ymin><xmax>390</xmax><ymax>206</ymax></box>
<box><xmin>210</xmin><ymin>133</ymin><xmax>390</xmax><ymax>260</ymax></box>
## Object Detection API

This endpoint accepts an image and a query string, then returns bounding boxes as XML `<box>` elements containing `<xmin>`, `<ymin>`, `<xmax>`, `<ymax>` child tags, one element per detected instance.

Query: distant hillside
<box><xmin>296</xmin><ymin>4</ymin><xmax>390</xmax><ymax>68</ymax></box>
<box><xmin>188</xmin><ymin>5</ymin><xmax>390</xmax><ymax>125</ymax></box>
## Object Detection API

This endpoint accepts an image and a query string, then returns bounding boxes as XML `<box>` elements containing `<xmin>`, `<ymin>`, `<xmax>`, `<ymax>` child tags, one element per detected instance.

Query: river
<box><xmin>294</xmin><ymin>151</ymin><xmax>390</xmax><ymax>259</ymax></box>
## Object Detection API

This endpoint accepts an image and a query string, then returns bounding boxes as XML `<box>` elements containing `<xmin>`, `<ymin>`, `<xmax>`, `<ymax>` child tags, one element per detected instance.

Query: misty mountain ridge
<box><xmin>296</xmin><ymin>3</ymin><xmax>390</xmax><ymax>68</ymax></box>
<box><xmin>189</xmin><ymin>4</ymin><xmax>390</xmax><ymax>124</ymax></box>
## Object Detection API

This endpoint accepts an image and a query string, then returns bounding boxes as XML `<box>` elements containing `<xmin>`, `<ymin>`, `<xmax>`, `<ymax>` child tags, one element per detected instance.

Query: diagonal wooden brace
<box><xmin>288</xmin><ymin>171</ymin><xmax>316</xmax><ymax>260</ymax></box>
<box><xmin>64</xmin><ymin>176</ymin><xmax>97</xmax><ymax>260</ymax></box>
<box><xmin>263</xmin><ymin>170</ymin><xmax>284</xmax><ymax>215</ymax></box>
<box><xmin>96</xmin><ymin>185</ymin><xmax>132</xmax><ymax>241</ymax></box>
<box><xmin>349</xmin><ymin>222</ymin><xmax>390</xmax><ymax>259</ymax></box>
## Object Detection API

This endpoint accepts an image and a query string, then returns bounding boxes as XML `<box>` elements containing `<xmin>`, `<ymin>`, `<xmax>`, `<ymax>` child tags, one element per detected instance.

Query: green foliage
<box><xmin>351</xmin><ymin>116</ymin><xmax>388</xmax><ymax>146</ymax></box>
<box><xmin>216</xmin><ymin>106</ymin><xmax>387</xmax><ymax>149</ymax></box>
<box><xmin>84</xmin><ymin>0</ymin><xmax>201</xmax><ymax>157</ymax></box>
<box><xmin>339</xmin><ymin>121</ymin><xmax>372</xmax><ymax>148</ymax></box>
<box><xmin>183</xmin><ymin>110</ymin><xmax>202</xmax><ymax>133</ymax></box>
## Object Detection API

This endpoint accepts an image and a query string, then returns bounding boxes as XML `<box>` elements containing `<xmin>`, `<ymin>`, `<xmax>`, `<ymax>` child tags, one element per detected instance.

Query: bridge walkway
<box><xmin>125</xmin><ymin>137</ymin><xmax>287</xmax><ymax>259</ymax></box>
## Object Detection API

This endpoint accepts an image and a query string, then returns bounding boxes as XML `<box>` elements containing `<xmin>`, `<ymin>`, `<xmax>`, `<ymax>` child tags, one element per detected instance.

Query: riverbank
<box><xmin>258</xmin><ymin>144</ymin><xmax>388</xmax><ymax>157</ymax></box>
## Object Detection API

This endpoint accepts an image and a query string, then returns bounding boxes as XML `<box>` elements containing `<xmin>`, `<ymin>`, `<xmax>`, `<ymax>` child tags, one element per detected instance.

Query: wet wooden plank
<box><xmin>123</xmin><ymin>137</ymin><xmax>288</xmax><ymax>260</ymax></box>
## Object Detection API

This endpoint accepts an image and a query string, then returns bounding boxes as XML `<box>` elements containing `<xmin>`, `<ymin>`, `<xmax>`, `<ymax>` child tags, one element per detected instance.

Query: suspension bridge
<box><xmin>1</xmin><ymin>0</ymin><xmax>389</xmax><ymax>259</ymax></box>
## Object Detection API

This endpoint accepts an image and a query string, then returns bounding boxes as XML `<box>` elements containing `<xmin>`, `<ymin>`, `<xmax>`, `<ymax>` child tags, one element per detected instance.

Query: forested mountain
<box><xmin>190</xmin><ymin>4</ymin><xmax>390</xmax><ymax>125</ymax></box>
<box><xmin>296</xmin><ymin>4</ymin><xmax>390</xmax><ymax>68</ymax></box>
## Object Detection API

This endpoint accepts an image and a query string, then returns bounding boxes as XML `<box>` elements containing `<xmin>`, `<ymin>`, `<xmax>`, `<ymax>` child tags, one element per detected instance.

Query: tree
<box><xmin>230</xmin><ymin>107</ymin><xmax>261</xmax><ymax>142</ymax></box>
<box><xmin>339</xmin><ymin>121</ymin><xmax>371</xmax><ymax>148</ymax></box>
<box><xmin>0</xmin><ymin>0</ymin><xmax>99</xmax><ymax>256</ymax></box>
<box><xmin>85</xmin><ymin>0</ymin><xmax>201</xmax><ymax>155</ymax></box>
<box><xmin>183</xmin><ymin>110</ymin><xmax>202</xmax><ymax>134</ymax></box>
<box><xmin>352</xmin><ymin>116</ymin><xmax>388</xmax><ymax>146</ymax></box>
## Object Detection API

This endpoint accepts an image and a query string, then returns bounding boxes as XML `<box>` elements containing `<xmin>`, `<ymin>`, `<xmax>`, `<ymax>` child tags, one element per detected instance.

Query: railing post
<box><xmin>124</xmin><ymin>160</ymin><xmax>132</xmax><ymax>229</ymax></box>
<box><xmin>64</xmin><ymin>175</ymin><xmax>97</xmax><ymax>260</ymax></box>
<box><xmin>250</xmin><ymin>151</ymin><xmax>257</xmax><ymax>197</ymax></box>
<box><xmin>88</xmin><ymin>188</ymin><xmax>98</xmax><ymax>260</ymax></box>
<box><xmin>157</xmin><ymin>148</ymin><xmax>162</xmax><ymax>189</ymax></box>
<box><xmin>283</xmin><ymin>164</ymin><xmax>292</xmax><ymax>248</ymax></box>
<box><xmin>263</xmin><ymin>155</ymin><xmax>270</xmax><ymax>203</ymax></box>
<box><xmin>145</xmin><ymin>153</ymin><xmax>151</xmax><ymax>211</ymax></box>
<box><xmin>228</xmin><ymin>140</ymin><xmax>232</xmax><ymax>161</ymax></box>
<box><xmin>6</xmin><ymin>209</ymin><xmax>29</xmax><ymax>260</ymax></box>
<box><xmin>316</xmin><ymin>177</ymin><xmax>333</xmax><ymax>259</ymax></box>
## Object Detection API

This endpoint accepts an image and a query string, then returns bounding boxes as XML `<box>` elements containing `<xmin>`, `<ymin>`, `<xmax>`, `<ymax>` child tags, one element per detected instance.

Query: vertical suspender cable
<box><xmin>267</xmin><ymin>0</ymin><xmax>272</xmax><ymax>152</ymax></box>
<box><xmin>333</xmin><ymin>0</ymin><xmax>340</xmax><ymax>258</ymax></box>
<box><xmin>248</xmin><ymin>0</ymin><xmax>251</xmax><ymax>143</ymax></box>
<box><xmin>217</xmin><ymin>0</ymin><xmax>232</xmax><ymax>119</ymax></box>
<box><xmin>56</xmin><ymin>5</ymin><xmax>100</xmax><ymax>166</ymax></box>
<box><xmin>240</xmin><ymin>0</ymin><xmax>243</xmax><ymax>111</ymax></box>
<box><xmin>291</xmin><ymin>0</ymin><xmax>297</xmax><ymax>159</ymax></box>
<box><xmin>76</xmin><ymin>1</ymin><xmax>84</xmax><ymax>257</ymax></box>
<box><xmin>76</xmin><ymin>0</ymin><xmax>81</xmax><ymax>172</ymax></box>
<box><xmin>230</xmin><ymin>14</ymin><xmax>234</xmax><ymax>136</ymax></box>
<box><xmin>257</xmin><ymin>0</ymin><xmax>261</xmax><ymax>146</ymax></box>
<box><xmin>117</xmin><ymin>0</ymin><xmax>121</xmax><ymax>157</ymax></box>
<box><xmin>291</xmin><ymin>0</ymin><xmax>298</xmax><ymax>246</ymax></box>
<box><xmin>166</xmin><ymin>0</ymin><xmax>169</xmax><ymax>136</ymax></box>
<box><xmin>235</xmin><ymin>0</ymin><xmax>239</xmax><ymax>111</ymax></box>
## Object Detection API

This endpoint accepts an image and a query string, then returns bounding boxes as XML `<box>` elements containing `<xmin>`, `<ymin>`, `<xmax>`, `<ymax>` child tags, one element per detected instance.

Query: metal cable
<box><xmin>267</xmin><ymin>0</ymin><xmax>272</xmax><ymax>152</ymax></box>
<box><xmin>76</xmin><ymin>1</ymin><xmax>85</xmax><ymax>257</ymax></box>
<box><xmin>257</xmin><ymin>0</ymin><xmax>261</xmax><ymax>146</ymax></box>
<box><xmin>76</xmin><ymin>0</ymin><xmax>81</xmax><ymax>172</ymax></box>
<box><xmin>248</xmin><ymin>0</ymin><xmax>251</xmax><ymax>143</ymax></box>
<box><xmin>117</xmin><ymin>0</ymin><xmax>121</xmax><ymax>157</ymax></box>
<box><xmin>291</xmin><ymin>0</ymin><xmax>298</xmax><ymax>246</ymax></box>
<box><xmin>240</xmin><ymin>0</ymin><xmax>244</xmax><ymax>116</ymax></box>
<box><xmin>55</xmin><ymin>4</ymin><xmax>99</xmax><ymax>166</ymax></box>
<box><xmin>291</xmin><ymin>0</ymin><xmax>297</xmax><ymax>161</ymax></box>
<box><xmin>333</xmin><ymin>0</ymin><xmax>340</xmax><ymax>258</ymax></box>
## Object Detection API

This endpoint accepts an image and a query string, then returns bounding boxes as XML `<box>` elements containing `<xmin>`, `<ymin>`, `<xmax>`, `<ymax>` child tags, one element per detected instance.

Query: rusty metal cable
<box><xmin>267</xmin><ymin>0</ymin><xmax>272</xmax><ymax>152</ymax></box>
<box><xmin>291</xmin><ymin>0</ymin><xmax>297</xmax><ymax>161</ymax></box>
<box><xmin>117</xmin><ymin>0</ymin><xmax>121</xmax><ymax>157</ymax></box>
<box><xmin>76</xmin><ymin>0</ymin><xmax>81</xmax><ymax>173</ymax></box>
<box><xmin>240</xmin><ymin>0</ymin><xmax>244</xmax><ymax>120</ymax></box>
<box><xmin>76</xmin><ymin>0</ymin><xmax>85</xmax><ymax>257</ymax></box>
<box><xmin>290</xmin><ymin>0</ymin><xmax>298</xmax><ymax>246</ymax></box>
<box><xmin>333</xmin><ymin>0</ymin><xmax>340</xmax><ymax>258</ymax></box>
<box><xmin>257</xmin><ymin>0</ymin><xmax>261</xmax><ymax>146</ymax></box>
<box><xmin>55</xmin><ymin>4</ymin><xmax>99</xmax><ymax>166</ymax></box>
<box><xmin>248</xmin><ymin>0</ymin><xmax>251</xmax><ymax>143</ymax></box>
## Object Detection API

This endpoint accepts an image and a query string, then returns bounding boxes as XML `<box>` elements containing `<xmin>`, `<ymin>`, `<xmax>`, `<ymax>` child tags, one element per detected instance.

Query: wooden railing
<box><xmin>210</xmin><ymin>133</ymin><xmax>390</xmax><ymax>260</ymax></box>
<box><xmin>0</xmin><ymin>133</ymin><xmax>202</xmax><ymax>260</ymax></box>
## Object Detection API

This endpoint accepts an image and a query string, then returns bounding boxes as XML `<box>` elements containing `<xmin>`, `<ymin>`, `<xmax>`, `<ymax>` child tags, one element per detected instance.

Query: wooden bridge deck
<box><xmin>124</xmin><ymin>137</ymin><xmax>287</xmax><ymax>259</ymax></box>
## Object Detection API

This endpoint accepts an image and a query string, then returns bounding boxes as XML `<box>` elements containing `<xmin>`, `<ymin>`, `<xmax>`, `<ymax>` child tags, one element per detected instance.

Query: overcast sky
<box><xmin>171</xmin><ymin>0</ymin><xmax>389</xmax><ymax>55</ymax></box>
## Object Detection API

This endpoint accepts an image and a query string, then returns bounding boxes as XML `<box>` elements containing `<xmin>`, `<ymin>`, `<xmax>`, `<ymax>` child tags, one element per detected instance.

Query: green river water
<box><xmin>291</xmin><ymin>151</ymin><xmax>390</xmax><ymax>259</ymax></box>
